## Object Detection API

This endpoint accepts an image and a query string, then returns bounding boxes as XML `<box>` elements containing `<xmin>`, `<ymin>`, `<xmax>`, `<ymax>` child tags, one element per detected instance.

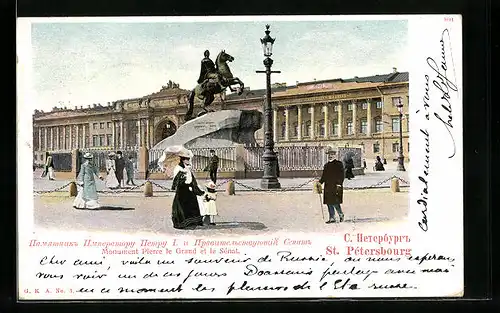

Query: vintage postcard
<box><xmin>17</xmin><ymin>15</ymin><xmax>463</xmax><ymax>299</ymax></box>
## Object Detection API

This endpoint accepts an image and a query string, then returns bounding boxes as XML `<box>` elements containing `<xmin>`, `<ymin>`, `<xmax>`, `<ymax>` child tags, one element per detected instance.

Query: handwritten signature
<box><xmin>417</xmin><ymin>28</ymin><xmax>459</xmax><ymax>232</ymax></box>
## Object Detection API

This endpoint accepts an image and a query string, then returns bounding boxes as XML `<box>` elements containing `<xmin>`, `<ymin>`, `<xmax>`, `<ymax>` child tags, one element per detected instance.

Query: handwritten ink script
<box><xmin>416</xmin><ymin>28</ymin><xmax>459</xmax><ymax>232</ymax></box>
<box><xmin>21</xmin><ymin>235</ymin><xmax>458</xmax><ymax>299</ymax></box>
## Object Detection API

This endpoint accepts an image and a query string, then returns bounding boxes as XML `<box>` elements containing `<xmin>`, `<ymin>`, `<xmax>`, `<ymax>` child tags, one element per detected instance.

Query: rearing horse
<box><xmin>185</xmin><ymin>50</ymin><xmax>244</xmax><ymax>121</ymax></box>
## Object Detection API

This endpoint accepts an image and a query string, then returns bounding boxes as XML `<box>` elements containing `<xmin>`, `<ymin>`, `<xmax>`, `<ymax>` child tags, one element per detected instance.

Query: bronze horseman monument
<box><xmin>152</xmin><ymin>49</ymin><xmax>262</xmax><ymax>154</ymax></box>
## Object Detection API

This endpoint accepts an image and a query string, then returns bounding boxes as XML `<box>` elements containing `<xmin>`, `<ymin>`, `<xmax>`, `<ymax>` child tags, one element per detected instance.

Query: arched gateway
<box><xmin>154</xmin><ymin>119</ymin><xmax>177</xmax><ymax>146</ymax></box>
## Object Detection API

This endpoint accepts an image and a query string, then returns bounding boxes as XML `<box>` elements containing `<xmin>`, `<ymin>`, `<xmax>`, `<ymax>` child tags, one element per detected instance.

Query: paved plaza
<box><xmin>31</xmin><ymin>163</ymin><xmax>410</xmax><ymax>236</ymax></box>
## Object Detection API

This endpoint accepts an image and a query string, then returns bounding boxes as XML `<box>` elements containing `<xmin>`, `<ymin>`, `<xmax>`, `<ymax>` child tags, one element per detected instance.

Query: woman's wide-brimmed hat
<box><xmin>205</xmin><ymin>181</ymin><xmax>216</xmax><ymax>189</ymax></box>
<box><xmin>83</xmin><ymin>152</ymin><xmax>93</xmax><ymax>159</ymax></box>
<box><xmin>108</xmin><ymin>152</ymin><xmax>116</xmax><ymax>157</ymax></box>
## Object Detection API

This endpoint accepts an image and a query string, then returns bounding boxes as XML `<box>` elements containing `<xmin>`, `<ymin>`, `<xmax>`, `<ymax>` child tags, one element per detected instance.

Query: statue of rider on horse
<box><xmin>186</xmin><ymin>49</ymin><xmax>244</xmax><ymax>121</ymax></box>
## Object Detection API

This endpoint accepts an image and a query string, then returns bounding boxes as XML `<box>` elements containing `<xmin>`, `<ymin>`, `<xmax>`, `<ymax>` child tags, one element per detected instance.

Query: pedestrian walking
<box><xmin>73</xmin><ymin>153</ymin><xmax>104</xmax><ymax>209</ymax></box>
<box><xmin>206</xmin><ymin>149</ymin><xmax>219</xmax><ymax>184</ymax></box>
<box><xmin>374</xmin><ymin>156</ymin><xmax>385</xmax><ymax>171</ymax></box>
<box><xmin>41</xmin><ymin>152</ymin><xmax>55</xmax><ymax>180</ymax></box>
<box><xmin>201</xmin><ymin>181</ymin><xmax>218</xmax><ymax>226</ymax></box>
<box><xmin>345</xmin><ymin>156</ymin><xmax>355</xmax><ymax>180</ymax></box>
<box><xmin>105</xmin><ymin>152</ymin><xmax>119</xmax><ymax>189</ymax></box>
<box><xmin>126</xmin><ymin>155</ymin><xmax>136</xmax><ymax>186</ymax></box>
<box><xmin>114</xmin><ymin>151</ymin><xmax>125</xmax><ymax>188</ymax></box>
<box><xmin>318</xmin><ymin>146</ymin><xmax>345</xmax><ymax>223</ymax></box>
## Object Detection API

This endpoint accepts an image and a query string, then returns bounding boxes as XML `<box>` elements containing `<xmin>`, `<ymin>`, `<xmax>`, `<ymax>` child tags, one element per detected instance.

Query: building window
<box><xmin>373</xmin><ymin>143</ymin><xmax>380</xmax><ymax>153</ymax></box>
<box><xmin>99</xmin><ymin>135</ymin><xmax>105</xmax><ymax>146</ymax></box>
<box><xmin>408</xmin><ymin>142</ymin><xmax>410</xmax><ymax>152</ymax></box>
<box><xmin>107</xmin><ymin>122</ymin><xmax>112</xmax><ymax>128</ymax></box>
<box><xmin>100</xmin><ymin>122</ymin><xmax>105</xmax><ymax>129</ymax></box>
<box><xmin>34</xmin><ymin>154</ymin><xmax>38</xmax><ymax>161</ymax></box>
<box><xmin>346</xmin><ymin>120</ymin><xmax>353</xmax><ymax>135</ymax></box>
<box><xmin>281</xmin><ymin>122</ymin><xmax>286</xmax><ymax>138</ymax></box>
<box><xmin>376</xmin><ymin>101</ymin><xmax>383</xmax><ymax>109</ymax></box>
<box><xmin>392</xmin><ymin>97</ymin><xmax>403</xmax><ymax>107</ymax></box>
<box><xmin>85</xmin><ymin>136</ymin><xmax>89</xmax><ymax>147</ymax></box>
<box><xmin>392</xmin><ymin>142</ymin><xmax>399</xmax><ymax>153</ymax></box>
<box><xmin>293</xmin><ymin>123</ymin><xmax>298</xmax><ymax>137</ymax></box>
<box><xmin>319</xmin><ymin>120</ymin><xmax>325</xmax><ymax>137</ymax></box>
<box><xmin>392</xmin><ymin>117</ymin><xmax>400</xmax><ymax>132</ymax></box>
<box><xmin>305</xmin><ymin>121</ymin><xmax>311</xmax><ymax>137</ymax></box>
<box><xmin>360</xmin><ymin>119</ymin><xmax>367</xmax><ymax>134</ymax></box>
<box><xmin>332</xmin><ymin>121</ymin><xmax>338</xmax><ymax>136</ymax></box>
<box><xmin>106</xmin><ymin>134</ymin><xmax>113</xmax><ymax>146</ymax></box>
<box><xmin>362</xmin><ymin>102</ymin><xmax>368</xmax><ymax>110</ymax></box>
<box><xmin>92</xmin><ymin>135</ymin><xmax>98</xmax><ymax>147</ymax></box>
<box><xmin>334</xmin><ymin>104</ymin><xmax>339</xmax><ymax>112</ymax></box>
<box><xmin>93</xmin><ymin>123</ymin><xmax>98</xmax><ymax>130</ymax></box>
<box><xmin>375</xmin><ymin>118</ymin><xmax>383</xmax><ymax>133</ymax></box>
<box><xmin>347</xmin><ymin>103</ymin><xmax>353</xmax><ymax>111</ymax></box>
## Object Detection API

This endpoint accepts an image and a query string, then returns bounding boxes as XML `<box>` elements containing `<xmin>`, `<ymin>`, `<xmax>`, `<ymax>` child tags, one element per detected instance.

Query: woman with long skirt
<box><xmin>170</xmin><ymin>151</ymin><xmax>205</xmax><ymax>229</ymax></box>
<box><xmin>73</xmin><ymin>153</ymin><xmax>103</xmax><ymax>209</ymax></box>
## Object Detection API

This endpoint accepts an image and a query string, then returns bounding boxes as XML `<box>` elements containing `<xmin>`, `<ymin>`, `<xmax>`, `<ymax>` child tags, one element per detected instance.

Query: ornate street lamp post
<box><xmin>396</xmin><ymin>98</ymin><xmax>406</xmax><ymax>171</ymax></box>
<box><xmin>256</xmin><ymin>25</ymin><xmax>281</xmax><ymax>189</ymax></box>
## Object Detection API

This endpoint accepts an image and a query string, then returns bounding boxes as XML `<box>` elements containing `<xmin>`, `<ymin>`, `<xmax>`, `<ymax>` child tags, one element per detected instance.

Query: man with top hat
<box><xmin>318</xmin><ymin>145</ymin><xmax>345</xmax><ymax>223</ymax></box>
<box><xmin>73</xmin><ymin>152</ymin><xmax>103</xmax><ymax>209</ymax></box>
<box><xmin>114</xmin><ymin>151</ymin><xmax>125</xmax><ymax>188</ymax></box>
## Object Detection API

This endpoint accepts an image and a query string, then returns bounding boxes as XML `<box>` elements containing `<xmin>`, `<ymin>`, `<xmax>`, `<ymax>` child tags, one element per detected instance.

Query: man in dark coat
<box><xmin>115</xmin><ymin>151</ymin><xmax>125</xmax><ymax>188</ymax></box>
<box><xmin>319</xmin><ymin>146</ymin><xmax>345</xmax><ymax>223</ymax></box>
<box><xmin>208</xmin><ymin>149</ymin><xmax>219</xmax><ymax>184</ymax></box>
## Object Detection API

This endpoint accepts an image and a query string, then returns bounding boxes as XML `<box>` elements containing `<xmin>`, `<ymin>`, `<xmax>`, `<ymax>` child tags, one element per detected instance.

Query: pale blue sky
<box><xmin>30</xmin><ymin>19</ymin><xmax>408</xmax><ymax>111</ymax></box>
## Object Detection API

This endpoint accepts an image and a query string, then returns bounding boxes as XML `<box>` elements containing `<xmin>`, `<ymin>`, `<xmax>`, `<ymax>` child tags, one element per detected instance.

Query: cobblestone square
<box><xmin>33</xmin><ymin>187</ymin><xmax>409</xmax><ymax>236</ymax></box>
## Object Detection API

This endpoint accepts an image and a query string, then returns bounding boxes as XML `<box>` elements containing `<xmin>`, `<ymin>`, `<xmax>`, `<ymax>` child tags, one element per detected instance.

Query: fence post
<box><xmin>391</xmin><ymin>177</ymin><xmax>400</xmax><ymax>192</ymax></box>
<box><xmin>138</xmin><ymin>146</ymin><xmax>149</xmax><ymax>179</ymax></box>
<box><xmin>71</xmin><ymin>149</ymin><xmax>79</xmax><ymax>179</ymax></box>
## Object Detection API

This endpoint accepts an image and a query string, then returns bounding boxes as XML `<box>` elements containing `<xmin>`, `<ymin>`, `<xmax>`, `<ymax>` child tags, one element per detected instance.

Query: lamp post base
<box><xmin>397</xmin><ymin>155</ymin><xmax>406</xmax><ymax>171</ymax></box>
<box><xmin>261</xmin><ymin>177</ymin><xmax>281</xmax><ymax>189</ymax></box>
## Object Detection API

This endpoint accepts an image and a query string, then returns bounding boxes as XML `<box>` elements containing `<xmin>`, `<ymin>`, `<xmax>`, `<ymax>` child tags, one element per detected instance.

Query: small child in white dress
<box><xmin>201</xmin><ymin>181</ymin><xmax>218</xmax><ymax>226</ymax></box>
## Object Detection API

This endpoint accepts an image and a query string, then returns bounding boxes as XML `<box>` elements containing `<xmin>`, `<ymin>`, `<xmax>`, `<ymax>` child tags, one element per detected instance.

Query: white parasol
<box><xmin>157</xmin><ymin>145</ymin><xmax>194</xmax><ymax>178</ymax></box>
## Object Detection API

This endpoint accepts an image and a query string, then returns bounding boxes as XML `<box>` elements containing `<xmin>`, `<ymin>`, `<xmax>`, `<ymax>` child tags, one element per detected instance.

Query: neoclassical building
<box><xmin>32</xmin><ymin>70</ymin><xmax>409</xmax><ymax>165</ymax></box>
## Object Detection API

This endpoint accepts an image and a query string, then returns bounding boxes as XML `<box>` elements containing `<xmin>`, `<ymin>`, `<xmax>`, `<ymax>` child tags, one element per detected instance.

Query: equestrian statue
<box><xmin>185</xmin><ymin>50</ymin><xmax>244</xmax><ymax>121</ymax></box>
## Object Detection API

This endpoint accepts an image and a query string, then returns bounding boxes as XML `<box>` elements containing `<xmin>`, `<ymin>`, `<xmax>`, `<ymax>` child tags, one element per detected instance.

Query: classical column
<box><xmin>310</xmin><ymin>104</ymin><xmax>315</xmax><ymax>139</ymax></box>
<box><xmin>323</xmin><ymin>103</ymin><xmax>329</xmax><ymax>139</ymax></box>
<box><xmin>146</xmin><ymin>118</ymin><xmax>150</xmax><ymax>148</ymax></box>
<box><xmin>273</xmin><ymin>108</ymin><xmax>278</xmax><ymax>143</ymax></box>
<box><xmin>56</xmin><ymin>126</ymin><xmax>61</xmax><ymax>150</ymax></box>
<box><xmin>284</xmin><ymin>107</ymin><xmax>289</xmax><ymax>141</ymax></box>
<box><xmin>38</xmin><ymin>127</ymin><xmax>42</xmax><ymax>151</ymax></box>
<box><xmin>76</xmin><ymin>124</ymin><xmax>79</xmax><ymax>148</ymax></box>
<box><xmin>112</xmin><ymin>121</ymin><xmax>116</xmax><ymax>149</ymax></box>
<box><xmin>352</xmin><ymin>101</ymin><xmax>357</xmax><ymax>135</ymax></box>
<box><xmin>120</xmin><ymin>120</ymin><xmax>124</xmax><ymax>149</ymax></box>
<box><xmin>123</xmin><ymin>121</ymin><xmax>128</xmax><ymax>148</ymax></box>
<box><xmin>69</xmin><ymin>124</ymin><xmax>73</xmax><ymax>149</ymax></box>
<box><xmin>137</xmin><ymin>119</ymin><xmax>142</xmax><ymax>147</ymax></box>
<box><xmin>297</xmin><ymin>105</ymin><xmax>302</xmax><ymax>141</ymax></box>
<box><xmin>50</xmin><ymin>127</ymin><xmax>53</xmax><ymax>150</ymax></box>
<box><xmin>44</xmin><ymin>128</ymin><xmax>48</xmax><ymax>151</ymax></box>
<box><xmin>62</xmin><ymin>126</ymin><xmax>66</xmax><ymax>150</ymax></box>
<box><xmin>367</xmin><ymin>99</ymin><xmax>372</xmax><ymax>136</ymax></box>
<box><xmin>338</xmin><ymin>102</ymin><xmax>343</xmax><ymax>138</ymax></box>
<box><xmin>82</xmin><ymin>125</ymin><xmax>86</xmax><ymax>148</ymax></box>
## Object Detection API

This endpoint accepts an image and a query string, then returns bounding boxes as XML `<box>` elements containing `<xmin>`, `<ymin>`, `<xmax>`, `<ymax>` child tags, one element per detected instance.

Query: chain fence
<box><xmin>33</xmin><ymin>175</ymin><xmax>409</xmax><ymax>195</ymax></box>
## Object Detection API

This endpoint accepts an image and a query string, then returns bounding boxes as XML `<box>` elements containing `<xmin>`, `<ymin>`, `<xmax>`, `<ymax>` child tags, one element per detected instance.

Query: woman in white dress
<box><xmin>105</xmin><ymin>152</ymin><xmax>119</xmax><ymax>189</ymax></box>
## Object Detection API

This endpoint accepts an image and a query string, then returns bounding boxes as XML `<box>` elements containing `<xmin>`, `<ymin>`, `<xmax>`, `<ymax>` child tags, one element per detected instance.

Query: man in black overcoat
<box><xmin>115</xmin><ymin>151</ymin><xmax>126</xmax><ymax>188</ymax></box>
<box><xmin>319</xmin><ymin>146</ymin><xmax>345</xmax><ymax>223</ymax></box>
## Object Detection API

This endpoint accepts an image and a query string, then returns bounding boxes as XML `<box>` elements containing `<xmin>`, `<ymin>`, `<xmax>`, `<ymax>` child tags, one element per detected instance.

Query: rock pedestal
<box><xmin>152</xmin><ymin>110</ymin><xmax>262</xmax><ymax>150</ymax></box>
